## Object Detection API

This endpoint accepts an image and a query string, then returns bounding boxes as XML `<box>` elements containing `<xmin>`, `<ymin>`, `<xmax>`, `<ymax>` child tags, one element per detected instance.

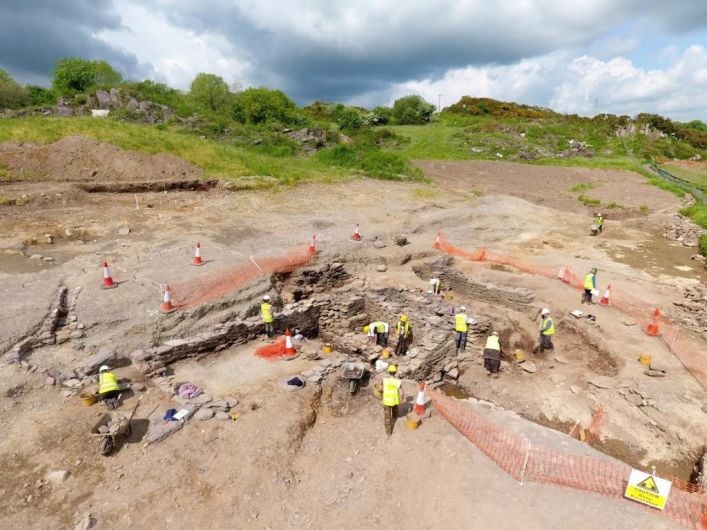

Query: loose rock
<box><xmin>520</xmin><ymin>361</ymin><xmax>537</xmax><ymax>374</ymax></box>
<box><xmin>47</xmin><ymin>470</ymin><xmax>70</xmax><ymax>485</ymax></box>
<box><xmin>194</xmin><ymin>408</ymin><xmax>215</xmax><ymax>421</ymax></box>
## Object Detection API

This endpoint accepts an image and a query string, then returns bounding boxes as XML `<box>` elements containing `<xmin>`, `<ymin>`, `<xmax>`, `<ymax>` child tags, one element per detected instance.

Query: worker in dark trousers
<box><xmin>483</xmin><ymin>332</ymin><xmax>502</xmax><ymax>378</ymax></box>
<box><xmin>455</xmin><ymin>306</ymin><xmax>469</xmax><ymax>354</ymax></box>
<box><xmin>582</xmin><ymin>268</ymin><xmax>597</xmax><ymax>304</ymax></box>
<box><xmin>537</xmin><ymin>308</ymin><xmax>555</xmax><ymax>353</ymax></box>
<box><xmin>395</xmin><ymin>314</ymin><xmax>410</xmax><ymax>355</ymax></box>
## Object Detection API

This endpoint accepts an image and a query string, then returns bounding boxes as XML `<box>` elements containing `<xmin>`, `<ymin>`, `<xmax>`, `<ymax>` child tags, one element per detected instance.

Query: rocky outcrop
<box><xmin>663</xmin><ymin>213</ymin><xmax>704</xmax><ymax>247</ymax></box>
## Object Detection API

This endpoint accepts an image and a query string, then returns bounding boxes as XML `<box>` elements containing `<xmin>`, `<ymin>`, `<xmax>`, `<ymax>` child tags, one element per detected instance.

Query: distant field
<box><xmin>659</xmin><ymin>161</ymin><xmax>707</xmax><ymax>188</ymax></box>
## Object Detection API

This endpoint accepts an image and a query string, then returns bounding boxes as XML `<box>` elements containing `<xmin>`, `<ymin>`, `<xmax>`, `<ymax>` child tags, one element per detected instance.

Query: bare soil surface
<box><xmin>0</xmin><ymin>143</ymin><xmax>704</xmax><ymax>529</ymax></box>
<box><xmin>0</xmin><ymin>136</ymin><xmax>202</xmax><ymax>182</ymax></box>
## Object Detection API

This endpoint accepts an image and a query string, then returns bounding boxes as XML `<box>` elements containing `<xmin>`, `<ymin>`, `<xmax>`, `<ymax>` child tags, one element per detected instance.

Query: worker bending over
<box><xmin>98</xmin><ymin>365</ymin><xmax>121</xmax><ymax>409</ymax></box>
<box><xmin>395</xmin><ymin>314</ymin><xmax>411</xmax><ymax>355</ymax></box>
<box><xmin>483</xmin><ymin>331</ymin><xmax>502</xmax><ymax>378</ymax></box>
<box><xmin>594</xmin><ymin>213</ymin><xmax>604</xmax><ymax>234</ymax></box>
<box><xmin>455</xmin><ymin>306</ymin><xmax>469</xmax><ymax>354</ymax></box>
<box><xmin>366</xmin><ymin>321</ymin><xmax>389</xmax><ymax>347</ymax></box>
<box><xmin>382</xmin><ymin>364</ymin><xmax>403</xmax><ymax>435</ymax></box>
<box><xmin>260</xmin><ymin>295</ymin><xmax>275</xmax><ymax>339</ymax></box>
<box><xmin>582</xmin><ymin>268</ymin><xmax>598</xmax><ymax>305</ymax></box>
<box><xmin>537</xmin><ymin>308</ymin><xmax>555</xmax><ymax>353</ymax></box>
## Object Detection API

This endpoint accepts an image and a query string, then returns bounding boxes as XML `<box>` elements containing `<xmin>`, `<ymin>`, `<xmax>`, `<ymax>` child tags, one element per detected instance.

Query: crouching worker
<box><xmin>483</xmin><ymin>331</ymin><xmax>502</xmax><ymax>378</ymax></box>
<box><xmin>382</xmin><ymin>364</ymin><xmax>403</xmax><ymax>436</ymax></box>
<box><xmin>98</xmin><ymin>365</ymin><xmax>121</xmax><ymax>409</ymax></box>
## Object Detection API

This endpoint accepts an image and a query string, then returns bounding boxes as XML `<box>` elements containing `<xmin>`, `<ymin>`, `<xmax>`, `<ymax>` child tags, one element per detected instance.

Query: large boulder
<box><xmin>95</xmin><ymin>90</ymin><xmax>111</xmax><ymax>109</ymax></box>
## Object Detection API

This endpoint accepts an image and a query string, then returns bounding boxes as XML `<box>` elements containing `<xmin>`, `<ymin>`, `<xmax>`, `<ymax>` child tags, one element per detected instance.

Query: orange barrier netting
<box><xmin>429</xmin><ymin>390</ymin><xmax>707</xmax><ymax>529</ymax></box>
<box><xmin>169</xmin><ymin>246</ymin><xmax>315</xmax><ymax>309</ymax></box>
<box><xmin>433</xmin><ymin>232</ymin><xmax>707</xmax><ymax>390</ymax></box>
<box><xmin>254</xmin><ymin>338</ymin><xmax>297</xmax><ymax>361</ymax></box>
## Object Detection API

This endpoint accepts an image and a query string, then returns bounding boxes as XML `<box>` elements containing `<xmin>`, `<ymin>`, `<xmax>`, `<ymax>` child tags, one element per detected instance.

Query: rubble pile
<box><xmin>663</xmin><ymin>213</ymin><xmax>704</xmax><ymax>247</ymax></box>
<box><xmin>671</xmin><ymin>284</ymin><xmax>707</xmax><ymax>337</ymax></box>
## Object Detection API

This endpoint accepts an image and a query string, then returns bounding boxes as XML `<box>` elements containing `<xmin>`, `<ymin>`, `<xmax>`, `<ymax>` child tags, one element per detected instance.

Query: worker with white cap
<box><xmin>455</xmin><ymin>306</ymin><xmax>470</xmax><ymax>354</ymax></box>
<box><xmin>537</xmin><ymin>308</ymin><xmax>555</xmax><ymax>353</ymax></box>
<box><xmin>98</xmin><ymin>365</ymin><xmax>121</xmax><ymax>409</ymax></box>
<box><xmin>260</xmin><ymin>295</ymin><xmax>275</xmax><ymax>339</ymax></box>
<box><xmin>483</xmin><ymin>331</ymin><xmax>502</xmax><ymax>378</ymax></box>
<box><xmin>382</xmin><ymin>364</ymin><xmax>403</xmax><ymax>435</ymax></box>
<box><xmin>594</xmin><ymin>213</ymin><xmax>604</xmax><ymax>234</ymax></box>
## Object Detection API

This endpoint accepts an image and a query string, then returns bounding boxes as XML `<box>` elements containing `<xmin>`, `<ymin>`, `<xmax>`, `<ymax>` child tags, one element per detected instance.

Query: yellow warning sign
<box><xmin>624</xmin><ymin>469</ymin><xmax>672</xmax><ymax>510</ymax></box>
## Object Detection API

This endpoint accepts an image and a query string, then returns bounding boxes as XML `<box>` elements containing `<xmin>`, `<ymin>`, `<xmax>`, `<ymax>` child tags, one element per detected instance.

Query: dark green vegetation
<box><xmin>1</xmin><ymin>59</ymin><xmax>706</xmax><ymax>250</ymax></box>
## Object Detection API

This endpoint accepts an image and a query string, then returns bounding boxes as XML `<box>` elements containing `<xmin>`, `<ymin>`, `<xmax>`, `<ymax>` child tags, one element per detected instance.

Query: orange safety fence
<box><xmin>254</xmin><ymin>338</ymin><xmax>297</xmax><ymax>361</ymax></box>
<box><xmin>429</xmin><ymin>390</ymin><xmax>707</xmax><ymax>529</ymax></box>
<box><xmin>169</xmin><ymin>246</ymin><xmax>315</xmax><ymax>309</ymax></box>
<box><xmin>433</xmin><ymin>232</ymin><xmax>707</xmax><ymax>391</ymax></box>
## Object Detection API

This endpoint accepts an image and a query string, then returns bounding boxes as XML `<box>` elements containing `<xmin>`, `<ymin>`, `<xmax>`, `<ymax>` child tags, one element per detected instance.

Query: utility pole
<box><xmin>438</xmin><ymin>94</ymin><xmax>442</xmax><ymax>112</ymax></box>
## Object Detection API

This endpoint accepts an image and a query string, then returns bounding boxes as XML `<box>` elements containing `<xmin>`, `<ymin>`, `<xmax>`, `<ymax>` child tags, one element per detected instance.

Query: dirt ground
<box><xmin>1</xmin><ymin>139</ymin><xmax>705</xmax><ymax>528</ymax></box>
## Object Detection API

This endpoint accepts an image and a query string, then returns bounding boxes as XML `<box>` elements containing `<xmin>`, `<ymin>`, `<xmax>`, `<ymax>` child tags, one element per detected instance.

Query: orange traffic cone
<box><xmin>308</xmin><ymin>234</ymin><xmax>317</xmax><ymax>254</ymax></box>
<box><xmin>101</xmin><ymin>261</ymin><xmax>117</xmax><ymax>289</ymax></box>
<box><xmin>191</xmin><ymin>241</ymin><xmax>204</xmax><ymax>266</ymax></box>
<box><xmin>644</xmin><ymin>308</ymin><xmax>661</xmax><ymax>336</ymax></box>
<box><xmin>434</xmin><ymin>231</ymin><xmax>441</xmax><ymax>249</ymax></box>
<box><xmin>413</xmin><ymin>382</ymin><xmax>427</xmax><ymax>417</ymax></box>
<box><xmin>352</xmin><ymin>224</ymin><xmax>361</xmax><ymax>241</ymax></box>
<box><xmin>284</xmin><ymin>328</ymin><xmax>296</xmax><ymax>356</ymax></box>
<box><xmin>160</xmin><ymin>284</ymin><xmax>177</xmax><ymax>313</ymax></box>
<box><xmin>599</xmin><ymin>284</ymin><xmax>611</xmax><ymax>306</ymax></box>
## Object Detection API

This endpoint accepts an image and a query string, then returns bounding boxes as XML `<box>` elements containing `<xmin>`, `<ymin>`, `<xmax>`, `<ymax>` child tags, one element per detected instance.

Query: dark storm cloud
<box><xmin>0</xmin><ymin>0</ymin><xmax>148</xmax><ymax>84</ymax></box>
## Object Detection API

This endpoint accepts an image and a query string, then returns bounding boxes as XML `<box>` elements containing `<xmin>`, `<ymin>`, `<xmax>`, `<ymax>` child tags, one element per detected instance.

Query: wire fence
<box><xmin>433</xmin><ymin>232</ymin><xmax>707</xmax><ymax>390</ymax></box>
<box><xmin>429</xmin><ymin>390</ymin><xmax>707</xmax><ymax>529</ymax></box>
<box><xmin>648</xmin><ymin>164</ymin><xmax>706</xmax><ymax>205</ymax></box>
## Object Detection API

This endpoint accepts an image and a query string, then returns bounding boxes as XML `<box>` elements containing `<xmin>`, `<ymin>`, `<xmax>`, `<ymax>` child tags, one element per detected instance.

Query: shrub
<box><xmin>0</xmin><ymin>69</ymin><xmax>30</xmax><ymax>109</ymax></box>
<box><xmin>232</xmin><ymin>87</ymin><xmax>306</xmax><ymax>126</ymax></box>
<box><xmin>52</xmin><ymin>58</ymin><xmax>122</xmax><ymax>95</ymax></box>
<box><xmin>189</xmin><ymin>73</ymin><xmax>231</xmax><ymax>112</ymax></box>
<box><xmin>334</xmin><ymin>106</ymin><xmax>364</xmax><ymax>131</ymax></box>
<box><xmin>26</xmin><ymin>85</ymin><xmax>57</xmax><ymax>106</ymax></box>
<box><xmin>392</xmin><ymin>95</ymin><xmax>435</xmax><ymax>125</ymax></box>
<box><xmin>368</xmin><ymin>106</ymin><xmax>392</xmax><ymax>125</ymax></box>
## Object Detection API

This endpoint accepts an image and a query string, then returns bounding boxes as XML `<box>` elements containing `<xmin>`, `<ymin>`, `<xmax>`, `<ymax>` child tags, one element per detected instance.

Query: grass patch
<box><xmin>577</xmin><ymin>194</ymin><xmax>601</xmax><ymax>206</ymax></box>
<box><xmin>605</xmin><ymin>201</ymin><xmax>622</xmax><ymax>209</ymax></box>
<box><xmin>646</xmin><ymin>176</ymin><xmax>686</xmax><ymax>197</ymax></box>
<box><xmin>680</xmin><ymin>204</ymin><xmax>707</xmax><ymax>256</ymax></box>
<box><xmin>659</xmin><ymin>164</ymin><xmax>707</xmax><ymax>188</ymax></box>
<box><xmin>568</xmin><ymin>182</ymin><xmax>595</xmax><ymax>192</ymax></box>
<box><xmin>639</xmin><ymin>204</ymin><xmax>650</xmax><ymax>214</ymax></box>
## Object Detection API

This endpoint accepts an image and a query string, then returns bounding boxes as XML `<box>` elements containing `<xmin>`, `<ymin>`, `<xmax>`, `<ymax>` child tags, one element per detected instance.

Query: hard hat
<box><xmin>459</xmin><ymin>306</ymin><xmax>466</xmax><ymax>312</ymax></box>
<box><xmin>400</xmin><ymin>314</ymin><xmax>407</xmax><ymax>322</ymax></box>
<box><xmin>492</xmin><ymin>331</ymin><xmax>499</xmax><ymax>336</ymax></box>
<box><xmin>598</xmin><ymin>213</ymin><xmax>603</xmax><ymax>216</ymax></box>
<box><xmin>262</xmin><ymin>295</ymin><xmax>270</xmax><ymax>301</ymax></box>
<box><xmin>387</xmin><ymin>364</ymin><xmax>397</xmax><ymax>373</ymax></box>
<box><xmin>363</xmin><ymin>325</ymin><xmax>370</xmax><ymax>333</ymax></box>
<box><xmin>99</xmin><ymin>365</ymin><xmax>110</xmax><ymax>372</ymax></box>
<box><xmin>541</xmin><ymin>308</ymin><xmax>550</xmax><ymax>316</ymax></box>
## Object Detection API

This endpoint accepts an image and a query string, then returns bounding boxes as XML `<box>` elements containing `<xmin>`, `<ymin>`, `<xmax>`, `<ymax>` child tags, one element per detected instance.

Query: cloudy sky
<box><xmin>1</xmin><ymin>0</ymin><xmax>706</xmax><ymax>120</ymax></box>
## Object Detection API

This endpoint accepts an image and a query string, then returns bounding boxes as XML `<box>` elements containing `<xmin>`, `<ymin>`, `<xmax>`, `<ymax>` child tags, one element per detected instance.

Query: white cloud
<box><xmin>386</xmin><ymin>46</ymin><xmax>707</xmax><ymax>121</ymax></box>
<box><xmin>95</xmin><ymin>1</ymin><xmax>251</xmax><ymax>89</ymax></box>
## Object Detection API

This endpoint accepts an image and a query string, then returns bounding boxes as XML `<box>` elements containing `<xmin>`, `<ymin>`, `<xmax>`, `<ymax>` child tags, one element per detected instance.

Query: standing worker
<box><xmin>594</xmin><ymin>213</ymin><xmax>604</xmax><ymax>234</ymax></box>
<box><xmin>260</xmin><ymin>295</ymin><xmax>275</xmax><ymax>339</ymax></box>
<box><xmin>455</xmin><ymin>306</ymin><xmax>469</xmax><ymax>354</ymax></box>
<box><xmin>582</xmin><ymin>268</ymin><xmax>598</xmax><ymax>304</ymax></box>
<box><xmin>537</xmin><ymin>308</ymin><xmax>555</xmax><ymax>353</ymax></box>
<box><xmin>395</xmin><ymin>314</ymin><xmax>411</xmax><ymax>356</ymax></box>
<box><xmin>98</xmin><ymin>365</ymin><xmax>121</xmax><ymax>409</ymax></box>
<box><xmin>483</xmin><ymin>331</ymin><xmax>502</xmax><ymax>378</ymax></box>
<box><xmin>382</xmin><ymin>364</ymin><xmax>403</xmax><ymax>436</ymax></box>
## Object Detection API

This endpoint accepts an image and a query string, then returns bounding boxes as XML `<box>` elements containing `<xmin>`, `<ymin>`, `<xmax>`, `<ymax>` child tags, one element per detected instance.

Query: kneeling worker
<box><xmin>98</xmin><ymin>365</ymin><xmax>121</xmax><ymax>408</ymax></box>
<box><xmin>382</xmin><ymin>364</ymin><xmax>403</xmax><ymax>436</ymax></box>
<box><xmin>483</xmin><ymin>331</ymin><xmax>502</xmax><ymax>378</ymax></box>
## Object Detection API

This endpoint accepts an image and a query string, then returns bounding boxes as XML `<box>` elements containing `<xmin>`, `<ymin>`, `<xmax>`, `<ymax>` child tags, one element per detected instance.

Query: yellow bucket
<box><xmin>638</xmin><ymin>354</ymin><xmax>652</xmax><ymax>366</ymax></box>
<box><xmin>382</xmin><ymin>348</ymin><xmax>391</xmax><ymax>359</ymax></box>
<box><xmin>406</xmin><ymin>414</ymin><xmax>421</xmax><ymax>430</ymax></box>
<box><xmin>514</xmin><ymin>349</ymin><xmax>526</xmax><ymax>363</ymax></box>
<box><xmin>322</xmin><ymin>343</ymin><xmax>333</xmax><ymax>354</ymax></box>
<box><xmin>80</xmin><ymin>392</ymin><xmax>98</xmax><ymax>406</ymax></box>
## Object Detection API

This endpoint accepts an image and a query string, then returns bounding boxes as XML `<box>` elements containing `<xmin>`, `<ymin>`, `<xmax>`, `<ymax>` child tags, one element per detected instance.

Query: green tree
<box><xmin>52</xmin><ymin>58</ymin><xmax>122</xmax><ymax>95</ymax></box>
<box><xmin>368</xmin><ymin>106</ymin><xmax>392</xmax><ymax>125</ymax></box>
<box><xmin>26</xmin><ymin>85</ymin><xmax>57</xmax><ymax>106</ymax></box>
<box><xmin>333</xmin><ymin>105</ymin><xmax>364</xmax><ymax>130</ymax></box>
<box><xmin>0</xmin><ymin>69</ymin><xmax>30</xmax><ymax>108</ymax></box>
<box><xmin>391</xmin><ymin>95</ymin><xmax>435</xmax><ymax>125</ymax></box>
<box><xmin>189</xmin><ymin>73</ymin><xmax>230</xmax><ymax>112</ymax></box>
<box><xmin>231</xmin><ymin>87</ymin><xmax>305</xmax><ymax>126</ymax></box>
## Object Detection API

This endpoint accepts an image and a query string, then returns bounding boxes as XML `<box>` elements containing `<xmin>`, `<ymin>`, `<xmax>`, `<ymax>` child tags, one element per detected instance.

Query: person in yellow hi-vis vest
<box><xmin>581</xmin><ymin>268</ymin><xmax>598</xmax><ymax>305</ymax></box>
<box><xmin>395</xmin><ymin>314</ymin><xmax>411</xmax><ymax>356</ymax></box>
<box><xmin>455</xmin><ymin>306</ymin><xmax>469</xmax><ymax>354</ymax></box>
<box><xmin>536</xmin><ymin>308</ymin><xmax>555</xmax><ymax>353</ymax></box>
<box><xmin>382</xmin><ymin>364</ymin><xmax>403</xmax><ymax>435</ymax></box>
<box><xmin>260</xmin><ymin>294</ymin><xmax>275</xmax><ymax>339</ymax></box>
<box><xmin>483</xmin><ymin>332</ymin><xmax>502</xmax><ymax>378</ymax></box>
<box><xmin>98</xmin><ymin>365</ymin><xmax>121</xmax><ymax>409</ymax></box>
